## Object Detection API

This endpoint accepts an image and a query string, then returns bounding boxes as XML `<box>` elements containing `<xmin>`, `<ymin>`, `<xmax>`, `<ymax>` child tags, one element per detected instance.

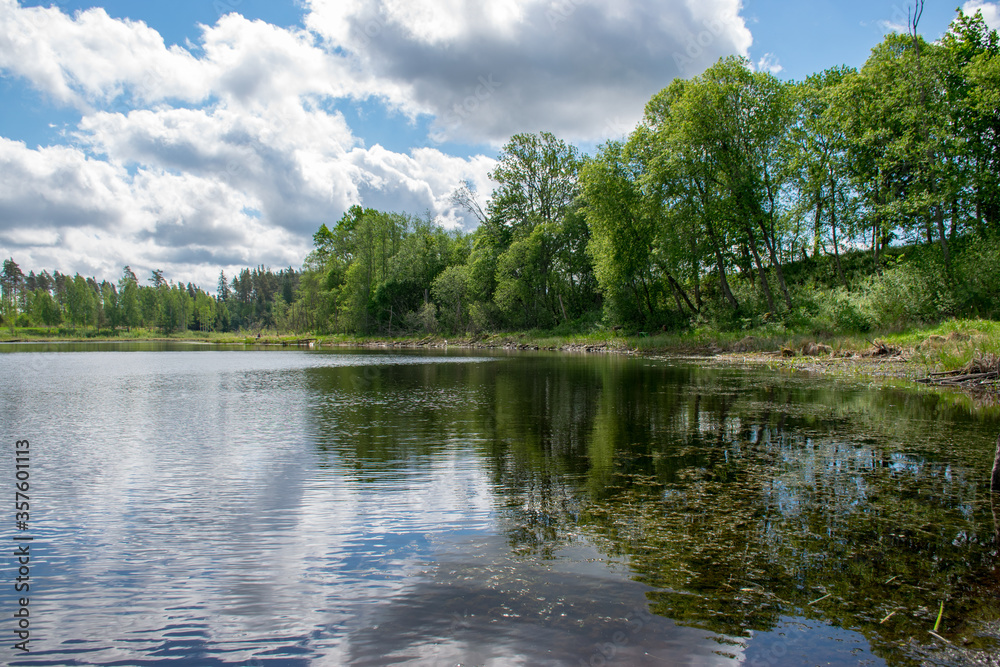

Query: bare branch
<box><xmin>449</xmin><ymin>179</ymin><xmax>488</xmax><ymax>225</ymax></box>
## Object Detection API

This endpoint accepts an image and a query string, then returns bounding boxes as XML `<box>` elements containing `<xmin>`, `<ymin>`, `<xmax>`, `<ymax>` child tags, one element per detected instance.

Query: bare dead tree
<box><xmin>450</xmin><ymin>179</ymin><xmax>488</xmax><ymax>225</ymax></box>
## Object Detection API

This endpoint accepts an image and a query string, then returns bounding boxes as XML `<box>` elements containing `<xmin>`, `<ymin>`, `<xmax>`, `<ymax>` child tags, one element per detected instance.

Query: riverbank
<box><xmin>321</xmin><ymin>319</ymin><xmax>1000</xmax><ymax>389</ymax></box>
<box><xmin>3</xmin><ymin>318</ymin><xmax>998</xmax><ymax>388</ymax></box>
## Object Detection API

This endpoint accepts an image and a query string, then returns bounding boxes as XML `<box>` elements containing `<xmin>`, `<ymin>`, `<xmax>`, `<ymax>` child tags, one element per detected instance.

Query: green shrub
<box><xmin>954</xmin><ymin>234</ymin><xmax>1000</xmax><ymax>318</ymax></box>
<box><xmin>812</xmin><ymin>287</ymin><xmax>871</xmax><ymax>332</ymax></box>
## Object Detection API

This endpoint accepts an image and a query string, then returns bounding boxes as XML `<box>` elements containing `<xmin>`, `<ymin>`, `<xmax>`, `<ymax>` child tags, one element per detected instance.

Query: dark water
<box><xmin>1</xmin><ymin>343</ymin><xmax>998</xmax><ymax>666</ymax></box>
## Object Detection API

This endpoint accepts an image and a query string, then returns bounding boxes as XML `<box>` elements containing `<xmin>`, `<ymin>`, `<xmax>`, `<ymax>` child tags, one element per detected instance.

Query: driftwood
<box><xmin>864</xmin><ymin>339</ymin><xmax>905</xmax><ymax>358</ymax></box>
<box><xmin>918</xmin><ymin>353</ymin><xmax>1000</xmax><ymax>389</ymax></box>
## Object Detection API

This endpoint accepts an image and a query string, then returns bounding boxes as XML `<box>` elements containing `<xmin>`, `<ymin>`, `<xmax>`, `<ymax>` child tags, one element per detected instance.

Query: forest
<box><xmin>2</xmin><ymin>9</ymin><xmax>998</xmax><ymax>338</ymax></box>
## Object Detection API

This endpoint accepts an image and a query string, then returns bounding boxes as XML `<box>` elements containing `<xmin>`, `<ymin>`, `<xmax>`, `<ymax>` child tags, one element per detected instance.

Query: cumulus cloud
<box><xmin>962</xmin><ymin>1</ymin><xmax>1000</xmax><ymax>30</ymax></box>
<box><xmin>0</xmin><ymin>0</ymin><xmax>752</xmax><ymax>287</ymax></box>
<box><xmin>0</xmin><ymin>137</ymin><xmax>303</xmax><ymax>287</ymax></box>
<box><xmin>755</xmin><ymin>53</ymin><xmax>783</xmax><ymax>74</ymax></box>
<box><xmin>0</xmin><ymin>0</ymin><xmax>207</xmax><ymax>107</ymax></box>
<box><xmin>306</xmin><ymin>0</ymin><xmax>752</xmax><ymax>143</ymax></box>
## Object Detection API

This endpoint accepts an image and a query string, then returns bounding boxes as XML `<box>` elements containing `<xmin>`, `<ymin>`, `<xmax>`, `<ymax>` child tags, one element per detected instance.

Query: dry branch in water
<box><xmin>918</xmin><ymin>353</ymin><xmax>1000</xmax><ymax>389</ymax></box>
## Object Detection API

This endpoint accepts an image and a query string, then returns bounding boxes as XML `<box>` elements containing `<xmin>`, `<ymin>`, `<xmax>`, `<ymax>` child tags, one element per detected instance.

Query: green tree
<box><xmin>66</xmin><ymin>274</ymin><xmax>96</xmax><ymax>328</ymax></box>
<box><xmin>194</xmin><ymin>290</ymin><xmax>216</xmax><ymax>332</ymax></box>
<box><xmin>788</xmin><ymin>66</ymin><xmax>856</xmax><ymax>287</ymax></box>
<box><xmin>118</xmin><ymin>266</ymin><xmax>140</xmax><ymax>331</ymax></box>
<box><xmin>1</xmin><ymin>258</ymin><xmax>24</xmax><ymax>331</ymax></box>
<box><xmin>582</xmin><ymin>141</ymin><xmax>664</xmax><ymax>325</ymax></box>
<box><xmin>484</xmin><ymin>132</ymin><xmax>587</xmax><ymax>326</ymax></box>
<box><xmin>944</xmin><ymin>9</ymin><xmax>1000</xmax><ymax>231</ymax></box>
<box><xmin>100</xmin><ymin>281</ymin><xmax>119</xmax><ymax>331</ymax></box>
<box><xmin>488</xmin><ymin>131</ymin><xmax>581</xmax><ymax>237</ymax></box>
<box><xmin>431</xmin><ymin>264</ymin><xmax>472</xmax><ymax>333</ymax></box>
<box><xmin>678</xmin><ymin>57</ymin><xmax>795</xmax><ymax>313</ymax></box>
<box><xmin>30</xmin><ymin>289</ymin><xmax>61</xmax><ymax>326</ymax></box>
<box><xmin>637</xmin><ymin>77</ymin><xmax>741</xmax><ymax>313</ymax></box>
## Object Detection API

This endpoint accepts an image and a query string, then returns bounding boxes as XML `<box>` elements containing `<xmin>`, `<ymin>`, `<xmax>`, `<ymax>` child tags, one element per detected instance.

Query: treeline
<box><xmin>2</xmin><ymin>9</ymin><xmax>998</xmax><ymax>336</ymax></box>
<box><xmin>580</xmin><ymin>10</ymin><xmax>1000</xmax><ymax>331</ymax></box>
<box><xmin>0</xmin><ymin>261</ymin><xmax>299</xmax><ymax>334</ymax></box>
<box><xmin>300</xmin><ymin>9</ymin><xmax>1000</xmax><ymax>335</ymax></box>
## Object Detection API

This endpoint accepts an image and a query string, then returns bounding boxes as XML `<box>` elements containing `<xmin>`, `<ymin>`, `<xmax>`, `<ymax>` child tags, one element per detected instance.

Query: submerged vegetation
<box><xmin>2</xmin><ymin>9</ymin><xmax>999</xmax><ymax>356</ymax></box>
<box><xmin>306</xmin><ymin>355</ymin><xmax>1000</xmax><ymax>664</ymax></box>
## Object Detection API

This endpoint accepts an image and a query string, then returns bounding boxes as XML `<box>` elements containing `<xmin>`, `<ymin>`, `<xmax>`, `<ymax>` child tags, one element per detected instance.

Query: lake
<box><xmin>1</xmin><ymin>343</ymin><xmax>998</xmax><ymax>666</ymax></box>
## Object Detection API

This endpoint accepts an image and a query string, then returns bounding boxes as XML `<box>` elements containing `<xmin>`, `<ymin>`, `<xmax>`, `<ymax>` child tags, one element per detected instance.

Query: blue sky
<box><xmin>1</xmin><ymin>0</ymin><xmax>997</xmax><ymax>288</ymax></box>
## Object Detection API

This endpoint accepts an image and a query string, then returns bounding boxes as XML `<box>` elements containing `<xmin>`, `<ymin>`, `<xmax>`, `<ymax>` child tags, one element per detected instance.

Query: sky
<box><xmin>1</xmin><ymin>0</ymin><xmax>998</xmax><ymax>291</ymax></box>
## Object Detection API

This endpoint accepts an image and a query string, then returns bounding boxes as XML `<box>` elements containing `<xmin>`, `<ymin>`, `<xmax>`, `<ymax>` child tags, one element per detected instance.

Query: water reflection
<box><xmin>0</xmin><ymin>346</ymin><xmax>996</xmax><ymax>665</ymax></box>
<box><xmin>306</xmin><ymin>354</ymin><xmax>1000</xmax><ymax>664</ymax></box>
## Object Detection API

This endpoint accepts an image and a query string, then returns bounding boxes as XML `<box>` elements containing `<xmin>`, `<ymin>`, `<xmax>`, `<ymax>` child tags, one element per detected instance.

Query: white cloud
<box><xmin>0</xmin><ymin>137</ymin><xmax>302</xmax><ymax>287</ymax></box>
<box><xmin>0</xmin><ymin>0</ymin><xmax>754</xmax><ymax>287</ymax></box>
<box><xmin>756</xmin><ymin>52</ymin><xmax>783</xmax><ymax>74</ymax></box>
<box><xmin>0</xmin><ymin>0</ymin><xmax>208</xmax><ymax>107</ymax></box>
<box><xmin>305</xmin><ymin>0</ymin><xmax>753</xmax><ymax>143</ymax></box>
<box><xmin>877</xmin><ymin>19</ymin><xmax>909</xmax><ymax>34</ymax></box>
<box><xmin>962</xmin><ymin>1</ymin><xmax>1000</xmax><ymax>30</ymax></box>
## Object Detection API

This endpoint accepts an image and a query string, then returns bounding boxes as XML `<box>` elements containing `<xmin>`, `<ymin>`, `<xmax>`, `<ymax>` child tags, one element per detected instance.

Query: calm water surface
<box><xmin>1</xmin><ymin>343</ymin><xmax>998</xmax><ymax>666</ymax></box>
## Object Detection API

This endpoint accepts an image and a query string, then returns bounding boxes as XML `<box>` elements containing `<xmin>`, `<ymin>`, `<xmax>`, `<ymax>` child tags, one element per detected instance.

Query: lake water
<box><xmin>1</xmin><ymin>343</ymin><xmax>998</xmax><ymax>666</ymax></box>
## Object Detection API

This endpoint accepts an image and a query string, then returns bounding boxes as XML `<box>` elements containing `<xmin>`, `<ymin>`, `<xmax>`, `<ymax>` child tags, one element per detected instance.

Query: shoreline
<box><xmin>0</xmin><ymin>333</ymin><xmax>972</xmax><ymax>387</ymax></box>
<box><xmin>2</xmin><ymin>324</ymin><xmax>997</xmax><ymax>392</ymax></box>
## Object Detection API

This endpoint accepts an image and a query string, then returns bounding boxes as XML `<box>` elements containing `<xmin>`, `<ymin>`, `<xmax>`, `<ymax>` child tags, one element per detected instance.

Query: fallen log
<box><xmin>918</xmin><ymin>353</ymin><xmax>1000</xmax><ymax>389</ymax></box>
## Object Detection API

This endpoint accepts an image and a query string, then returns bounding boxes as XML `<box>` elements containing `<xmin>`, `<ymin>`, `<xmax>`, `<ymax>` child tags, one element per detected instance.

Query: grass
<box><xmin>0</xmin><ymin>326</ymin><xmax>318</xmax><ymax>346</ymax></box>
<box><xmin>3</xmin><ymin>319</ymin><xmax>999</xmax><ymax>384</ymax></box>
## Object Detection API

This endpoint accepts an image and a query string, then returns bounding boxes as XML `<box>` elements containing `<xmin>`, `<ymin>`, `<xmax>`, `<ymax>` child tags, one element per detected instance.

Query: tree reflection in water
<box><xmin>306</xmin><ymin>351</ymin><xmax>1000</xmax><ymax>664</ymax></box>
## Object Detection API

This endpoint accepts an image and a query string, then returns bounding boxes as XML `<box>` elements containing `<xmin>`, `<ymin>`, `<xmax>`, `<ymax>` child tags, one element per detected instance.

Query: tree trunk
<box><xmin>629</xmin><ymin>281</ymin><xmax>646</xmax><ymax>320</ymax></box>
<box><xmin>692</xmin><ymin>258</ymin><xmax>702</xmax><ymax>309</ymax></box>
<box><xmin>668</xmin><ymin>282</ymin><xmax>685</xmax><ymax>313</ymax></box>
<box><xmin>813</xmin><ymin>197</ymin><xmax>823</xmax><ymax>257</ymax></box>
<box><xmin>740</xmin><ymin>243</ymin><xmax>755</xmax><ymax>287</ymax></box>
<box><xmin>829</xmin><ymin>180</ymin><xmax>848</xmax><ymax>289</ymax></box>
<box><xmin>706</xmin><ymin>220</ymin><xmax>739</xmax><ymax>311</ymax></box>
<box><xmin>640</xmin><ymin>275</ymin><xmax>655</xmax><ymax>320</ymax></box>
<box><xmin>690</xmin><ymin>226</ymin><xmax>703</xmax><ymax>309</ymax></box>
<box><xmin>993</xmin><ymin>493</ymin><xmax>1000</xmax><ymax>544</ymax></box>
<box><xmin>935</xmin><ymin>204</ymin><xmax>951</xmax><ymax>274</ymax></box>
<box><xmin>872</xmin><ymin>217</ymin><xmax>880</xmax><ymax>276</ymax></box>
<box><xmin>667</xmin><ymin>273</ymin><xmax>697</xmax><ymax>314</ymax></box>
<box><xmin>950</xmin><ymin>198</ymin><xmax>959</xmax><ymax>242</ymax></box>
<box><xmin>747</xmin><ymin>225</ymin><xmax>777</xmax><ymax>314</ymax></box>
<box><xmin>756</xmin><ymin>216</ymin><xmax>792</xmax><ymax>311</ymax></box>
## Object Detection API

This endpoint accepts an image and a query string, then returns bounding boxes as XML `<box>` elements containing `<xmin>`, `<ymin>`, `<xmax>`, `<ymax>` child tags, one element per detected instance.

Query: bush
<box><xmin>469</xmin><ymin>301</ymin><xmax>501</xmax><ymax>333</ymax></box>
<box><xmin>403</xmin><ymin>302</ymin><xmax>438</xmax><ymax>334</ymax></box>
<box><xmin>812</xmin><ymin>287</ymin><xmax>871</xmax><ymax>333</ymax></box>
<box><xmin>856</xmin><ymin>261</ymin><xmax>937</xmax><ymax>329</ymax></box>
<box><xmin>954</xmin><ymin>234</ymin><xmax>1000</xmax><ymax>318</ymax></box>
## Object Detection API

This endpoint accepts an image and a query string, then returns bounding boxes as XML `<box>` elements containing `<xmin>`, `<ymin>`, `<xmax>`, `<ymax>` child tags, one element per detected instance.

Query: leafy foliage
<box><xmin>3</xmin><ymin>9</ymin><xmax>998</xmax><ymax>339</ymax></box>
